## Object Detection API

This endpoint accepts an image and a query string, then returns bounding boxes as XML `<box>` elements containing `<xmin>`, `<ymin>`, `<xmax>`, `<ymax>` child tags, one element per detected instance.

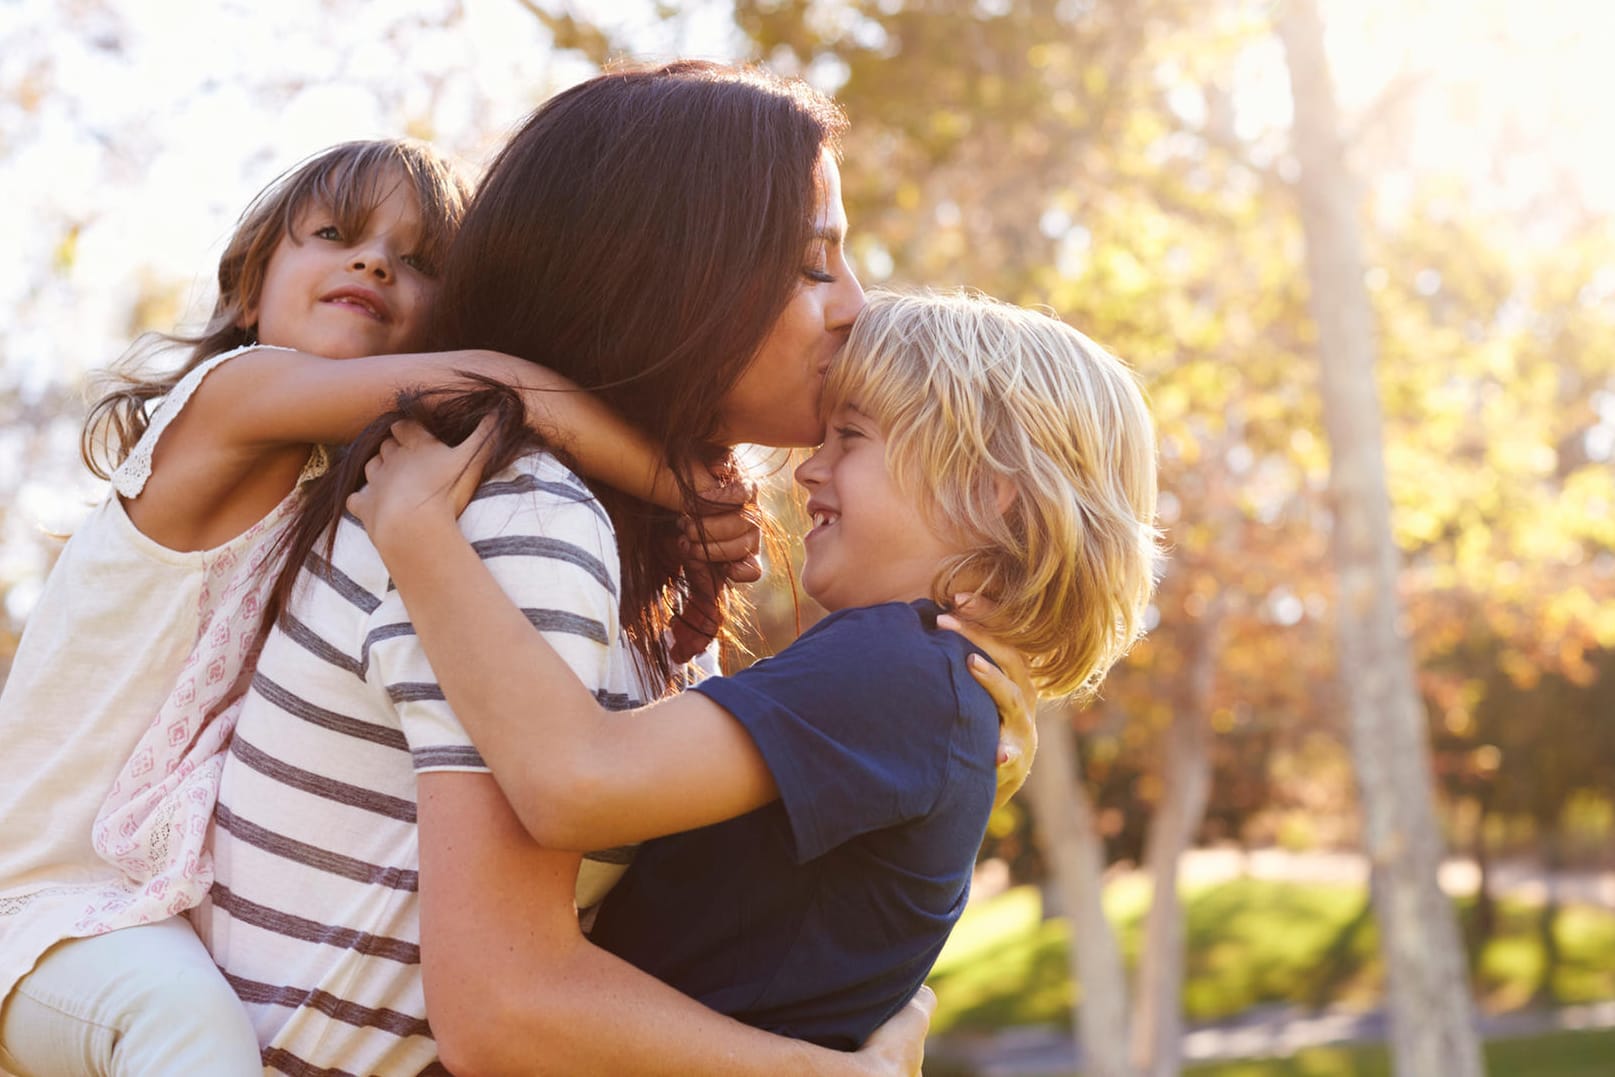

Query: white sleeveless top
<box><xmin>0</xmin><ymin>345</ymin><xmax>325</xmax><ymax>1006</ymax></box>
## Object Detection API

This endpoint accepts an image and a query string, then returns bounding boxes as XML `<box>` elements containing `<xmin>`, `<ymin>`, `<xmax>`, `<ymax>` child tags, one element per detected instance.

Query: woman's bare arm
<box><xmin>418</xmin><ymin>771</ymin><xmax>933</xmax><ymax>1077</ymax></box>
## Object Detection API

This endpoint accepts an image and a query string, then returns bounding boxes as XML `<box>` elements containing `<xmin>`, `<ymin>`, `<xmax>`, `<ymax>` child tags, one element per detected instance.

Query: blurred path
<box><xmin>932</xmin><ymin>999</ymin><xmax>1615</xmax><ymax>1075</ymax></box>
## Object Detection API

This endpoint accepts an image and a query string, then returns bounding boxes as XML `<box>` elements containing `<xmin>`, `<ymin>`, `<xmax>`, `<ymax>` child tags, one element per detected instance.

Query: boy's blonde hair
<box><xmin>823</xmin><ymin>289</ymin><xmax>1161</xmax><ymax>700</ymax></box>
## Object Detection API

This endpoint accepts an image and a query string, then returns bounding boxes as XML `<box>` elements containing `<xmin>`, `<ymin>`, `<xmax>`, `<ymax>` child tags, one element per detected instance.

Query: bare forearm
<box><xmin>419</xmin><ymin>775</ymin><xmax>898</xmax><ymax>1077</ymax></box>
<box><xmin>385</xmin><ymin>350</ymin><xmax>682</xmax><ymax>510</ymax></box>
<box><xmin>463</xmin><ymin>933</ymin><xmax>866</xmax><ymax>1077</ymax></box>
<box><xmin>222</xmin><ymin>346</ymin><xmax>681</xmax><ymax>508</ymax></box>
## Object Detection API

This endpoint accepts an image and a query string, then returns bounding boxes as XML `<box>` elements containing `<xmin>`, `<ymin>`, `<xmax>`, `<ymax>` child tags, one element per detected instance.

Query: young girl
<box><xmin>0</xmin><ymin>138</ymin><xmax>727</xmax><ymax>1074</ymax></box>
<box><xmin>349</xmin><ymin>288</ymin><xmax>1162</xmax><ymax>1048</ymax></box>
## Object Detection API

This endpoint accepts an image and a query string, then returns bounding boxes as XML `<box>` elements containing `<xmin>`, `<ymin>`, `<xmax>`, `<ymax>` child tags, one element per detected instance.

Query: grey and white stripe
<box><xmin>201</xmin><ymin>452</ymin><xmax>650</xmax><ymax>1075</ymax></box>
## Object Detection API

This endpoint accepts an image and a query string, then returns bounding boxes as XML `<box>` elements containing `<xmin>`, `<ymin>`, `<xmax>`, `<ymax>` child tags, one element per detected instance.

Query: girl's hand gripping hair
<box><xmin>347</xmin><ymin>417</ymin><xmax>497</xmax><ymax>555</ymax></box>
<box><xmin>937</xmin><ymin>594</ymin><xmax>1039</xmax><ymax>811</ymax></box>
<box><xmin>348</xmin><ymin>421</ymin><xmax>764</xmax><ymax>604</ymax></box>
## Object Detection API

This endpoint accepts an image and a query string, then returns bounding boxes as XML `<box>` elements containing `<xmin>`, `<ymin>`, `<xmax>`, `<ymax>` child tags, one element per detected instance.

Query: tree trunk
<box><xmin>1129</xmin><ymin>617</ymin><xmax>1218</xmax><ymax>1077</ymax></box>
<box><xmin>1277</xmin><ymin>4</ymin><xmax>1485</xmax><ymax>1075</ymax></box>
<box><xmin>1025</xmin><ymin>701</ymin><xmax>1136</xmax><ymax>1077</ymax></box>
<box><xmin>1534</xmin><ymin>827</ymin><xmax>1562</xmax><ymax>1006</ymax></box>
<box><xmin>1467</xmin><ymin>793</ymin><xmax>1496</xmax><ymax>971</ymax></box>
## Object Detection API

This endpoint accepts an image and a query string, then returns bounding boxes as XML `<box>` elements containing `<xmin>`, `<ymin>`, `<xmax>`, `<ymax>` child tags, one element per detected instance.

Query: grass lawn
<box><xmin>925</xmin><ymin>879</ymin><xmax>1615</xmax><ymax>1034</ymax></box>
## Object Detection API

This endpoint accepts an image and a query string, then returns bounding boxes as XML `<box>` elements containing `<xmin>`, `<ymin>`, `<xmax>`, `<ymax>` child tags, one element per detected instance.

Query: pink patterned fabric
<box><xmin>79</xmin><ymin>503</ymin><xmax>298</xmax><ymax>934</ymax></box>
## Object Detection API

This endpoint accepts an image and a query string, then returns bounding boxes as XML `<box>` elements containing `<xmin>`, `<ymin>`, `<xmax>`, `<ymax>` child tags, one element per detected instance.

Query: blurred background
<box><xmin>2</xmin><ymin>1</ymin><xmax>1612</xmax><ymax>1074</ymax></box>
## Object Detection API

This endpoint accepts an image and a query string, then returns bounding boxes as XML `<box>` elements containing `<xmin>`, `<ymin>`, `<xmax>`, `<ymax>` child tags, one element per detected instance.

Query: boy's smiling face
<box><xmin>794</xmin><ymin>403</ymin><xmax>961</xmax><ymax>612</ymax></box>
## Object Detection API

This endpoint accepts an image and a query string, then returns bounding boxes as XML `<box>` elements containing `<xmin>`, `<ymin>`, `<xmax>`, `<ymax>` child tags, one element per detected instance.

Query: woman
<box><xmin>201</xmin><ymin>62</ymin><xmax>1021</xmax><ymax>1075</ymax></box>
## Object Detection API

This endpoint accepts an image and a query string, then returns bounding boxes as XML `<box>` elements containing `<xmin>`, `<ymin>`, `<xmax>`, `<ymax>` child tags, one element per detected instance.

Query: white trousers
<box><xmin>0</xmin><ymin>916</ymin><xmax>260</xmax><ymax>1077</ymax></box>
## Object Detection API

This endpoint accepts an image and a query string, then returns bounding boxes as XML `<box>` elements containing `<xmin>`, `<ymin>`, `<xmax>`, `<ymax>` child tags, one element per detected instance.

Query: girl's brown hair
<box><xmin>81</xmin><ymin>138</ymin><xmax>473</xmax><ymax>479</ymax></box>
<box><xmin>270</xmin><ymin>61</ymin><xmax>846</xmax><ymax>689</ymax></box>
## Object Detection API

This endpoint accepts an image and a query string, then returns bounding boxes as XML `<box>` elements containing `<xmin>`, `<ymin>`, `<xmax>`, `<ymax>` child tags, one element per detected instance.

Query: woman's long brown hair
<box><xmin>267</xmin><ymin>61</ymin><xmax>845</xmax><ymax>689</ymax></box>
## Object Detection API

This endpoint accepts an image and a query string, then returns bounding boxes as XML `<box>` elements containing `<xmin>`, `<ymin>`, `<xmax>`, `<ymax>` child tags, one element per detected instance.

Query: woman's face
<box><xmin>713</xmin><ymin>152</ymin><xmax>865</xmax><ymax>448</ymax></box>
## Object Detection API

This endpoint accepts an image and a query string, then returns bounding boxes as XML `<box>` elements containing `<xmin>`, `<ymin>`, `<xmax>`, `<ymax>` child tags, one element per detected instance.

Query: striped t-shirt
<box><xmin>199</xmin><ymin>452</ymin><xmax>649</xmax><ymax>1076</ymax></box>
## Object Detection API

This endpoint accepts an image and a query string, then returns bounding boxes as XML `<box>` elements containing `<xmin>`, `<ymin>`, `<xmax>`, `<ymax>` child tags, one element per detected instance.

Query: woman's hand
<box><xmin>848</xmin><ymin>985</ymin><xmax>936</xmax><ymax>1076</ymax></box>
<box><xmin>937</xmin><ymin>595</ymin><xmax>1038</xmax><ymax>811</ymax></box>
<box><xmin>346</xmin><ymin>416</ymin><xmax>495</xmax><ymax>556</ymax></box>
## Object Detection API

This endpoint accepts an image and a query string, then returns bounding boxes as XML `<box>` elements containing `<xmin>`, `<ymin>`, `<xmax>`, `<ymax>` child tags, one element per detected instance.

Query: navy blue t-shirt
<box><xmin>589</xmin><ymin>599</ymin><xmax>1000</xmax><ymax>1050</ymax></box>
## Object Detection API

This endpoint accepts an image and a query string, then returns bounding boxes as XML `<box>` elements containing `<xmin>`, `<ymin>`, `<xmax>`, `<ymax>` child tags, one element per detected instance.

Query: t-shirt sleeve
<box><xmin>692</xmin><ymin>604</ymin><xmax>974</xmax><ymax>863</ymax></box>
<box><xmin>361</xmin><ymin>461</ymin><xmax>623</xmax><ymax>773</ymax></box>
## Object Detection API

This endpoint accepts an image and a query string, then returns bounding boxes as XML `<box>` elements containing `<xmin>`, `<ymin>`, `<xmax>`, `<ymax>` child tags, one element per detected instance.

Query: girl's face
<box><xmin>793</xmin><ymin>402</ymin><xmax>960</xmax><ymax>612</ymax></box>
<box><xmin>713</xmin><ymin>152</ymin><xmax>866</xmax><ymax>448</ymax></box>
<box><xmin>246</xmin><ymin>177</ymin><xmax>438</xmax><ymax>360</ymax></box>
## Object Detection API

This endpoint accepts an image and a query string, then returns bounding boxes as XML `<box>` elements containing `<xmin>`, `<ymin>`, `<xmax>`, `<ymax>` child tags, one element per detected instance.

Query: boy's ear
<box><xmin>993</xmin><ymin>476</ymin><xmax>1019</xmax><ymax>517</ymax></box>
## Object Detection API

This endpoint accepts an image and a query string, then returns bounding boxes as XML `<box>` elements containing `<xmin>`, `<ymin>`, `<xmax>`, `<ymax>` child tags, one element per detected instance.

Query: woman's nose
<box><xmin>828</xmin><ymin>266</ymin><xmax>866</xmax><ymax>331</ymax></box>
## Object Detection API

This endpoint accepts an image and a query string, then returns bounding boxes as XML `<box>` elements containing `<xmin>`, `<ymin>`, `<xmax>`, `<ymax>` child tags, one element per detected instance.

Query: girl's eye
<box><xmin>402</xmin><ymin>253</ymin><xmax>437</xmax><ymax>277</ymax></box>
<box><xmin>833</xmin><ymin>424</ymin><xmax>864</xmax><ymax>442</ymax></box>
<box><xmin>313</xmin><ymin>225</ymin><xmax>342</xmax><ymax>241</ymax></box>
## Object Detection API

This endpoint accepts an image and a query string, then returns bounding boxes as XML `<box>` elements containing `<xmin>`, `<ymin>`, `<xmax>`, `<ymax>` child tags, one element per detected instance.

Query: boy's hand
<box><xmin>666</xmin><ymin>482</ymin><xmax>763</xmax><ymax>664</ymax></box>
<box><xmin>937</xmin><ymin>595</ymin><xmax>1038</xmax><ymax>811</ymax></box>
<box><xmin>668</xmin><ymin>564</ymin><xmax>724</xmax><ymax>665</ymax></box>
<box><xmin>347</xmin><ymin>416</ymin><xmax>496</xmax><ymax>555</ymax></box>
<box><xmin>849</xmin><ymin>985</ymin><xmax>935</xmax><ymax>1076</ymax></box>
<box><xmin>678</xmin><ymin>481</ymin><xmax>763</xmax><ymax>584</ymax></box>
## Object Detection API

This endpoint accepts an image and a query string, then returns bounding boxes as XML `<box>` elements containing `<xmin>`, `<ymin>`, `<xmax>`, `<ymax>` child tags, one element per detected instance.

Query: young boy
<box><xmin>350</xmin><ymin>288</ymin><xmax>1161</xmax><ymax>1049</ymax></box>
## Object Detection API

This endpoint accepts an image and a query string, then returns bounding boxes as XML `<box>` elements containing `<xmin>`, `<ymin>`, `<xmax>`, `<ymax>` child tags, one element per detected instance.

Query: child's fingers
<box><xmin>725</xmin><ymin>555</ymin><xmax>763</xmax><ymax>584</ymax></box>
<box><xmin>676</xmin><ymin>529</ymin><xmax>761</xmax><ymax>563</ymax></box>
<box><xmin>681</xmin><ymin>510</ymin><xmax>757</xmax><ymax>544</ymax></box>
<box><xmin>345</xmin><ymin>485</ymin><xmax>373</xmax><ymax>524</ymax></box>
<box><xmin>969</xmin><ymin>654</ymin><xmax>1036</xmax><ymax>761</ymax></box>
<box><xmin>363</xmin><ymin>440</ymin><xmax>398</xmax><ymax>483</ymax></box>
<box><xmin>684</xmin><ymin>475</ymin><xmax>756</xmax><ymax>514</ymax></box>
<box><xmin>940</xmin><ymin>593</ymin><xmax>1038</xmax><ymax>705</ymax></box>
<box><xmin>388</xmin><ymin>419</ymin><xmax>431</xmax><ymax>447</ymax></box>
<box><xmin>692</xmin><ymin>479</ymin><xmax>753</xmax><ymax>507</ymax></box>
<box><xmin>460</xmin><ymin>412</ymin><xmax>501</xmax><ymax>477</ymax></box>
<box><xmin>967</xmin><ymin>653</ymin><xmax>1037</xmax><ymax>810</ymax></box>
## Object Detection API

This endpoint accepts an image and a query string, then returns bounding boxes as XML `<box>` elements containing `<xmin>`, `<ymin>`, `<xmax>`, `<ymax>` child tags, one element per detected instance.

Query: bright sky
<box><xmin>0</xmin><ymin>0</ymin><xmax>1610</xmax><ymax>620</ymax></box>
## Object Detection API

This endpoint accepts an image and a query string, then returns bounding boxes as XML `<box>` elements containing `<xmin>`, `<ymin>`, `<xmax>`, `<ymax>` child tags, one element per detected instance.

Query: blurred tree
<box><xmin>1026</xmin><ymin>701</ymin><xmax>1134</xmax><ymax>1077</ymax></box>
<box><xmin>1278</xmin><ymin>1</ymin><xmax>1483</xmax><ymax>1073</ymax></box>
<box><xmin>518</xmin><ymin>0</ymin><xmax>1615</xmax><ymax>1066</ymax></box>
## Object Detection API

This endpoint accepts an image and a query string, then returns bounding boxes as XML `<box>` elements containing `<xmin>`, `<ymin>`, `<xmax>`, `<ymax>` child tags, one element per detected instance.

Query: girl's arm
<box><xmin>190</xmin><ymin>344</ymin><xmax>686</xmax><ymax>508</ymax></box>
